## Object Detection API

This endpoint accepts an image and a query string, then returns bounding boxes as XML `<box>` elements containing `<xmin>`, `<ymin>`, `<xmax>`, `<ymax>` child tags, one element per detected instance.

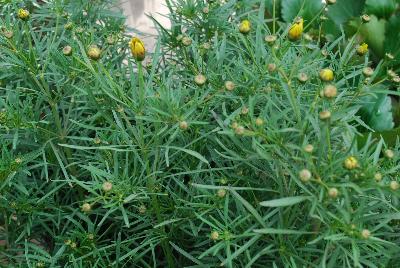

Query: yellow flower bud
<box><xmin>239</xmin><ymin>20</ymin><xmax>251</xmax><ymax>34</ymax></box>
<box><xmin>319</xmin><ymin>68</ymin><xmax>334</xmax><ymax>82</ymax></box>
<box><xmin>288</xmin><ymin>17</ymin><xmax>303</xmax><ymax>41</ymax></box>
<box><xmin>356</xmin><ymin>43</ymin><xmax>368</xmax><ymax>56</ymax></box>
<box><xmin>129</xmin><ymin>37</ymin><xmax>146</xmax><ymax>61</ymax></box>
<box><xmin>17</xmin><ymin>9</ymin><xmax>30</xmax><ymax>20</ymax></box>
<box><xmin>344</xmin><ymin>156</ymin><xmax>358</xmax><ymax>170</ymax></box>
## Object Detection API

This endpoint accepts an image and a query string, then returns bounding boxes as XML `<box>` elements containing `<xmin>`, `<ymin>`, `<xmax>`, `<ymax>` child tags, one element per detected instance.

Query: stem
<box><xmin>138</xmin><ymin>62</ymin><xmax>145</xmax><ymax>111</ymax></box>
<box><xmin>273</xmin><ymin>0</ymin><xmax>276</xmax><ymax>34</ymax></box>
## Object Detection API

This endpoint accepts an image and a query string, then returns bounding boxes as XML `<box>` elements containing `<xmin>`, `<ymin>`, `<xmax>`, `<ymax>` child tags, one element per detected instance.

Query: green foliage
<box><xmin>1</xmin><ymin>0</ymin><xmax>400</xmax><ymax>267</ymax></box>
<box><xmin>365</xmin><ymin>0</ymin><xmax>397</xmax><ymax>19</ymax></box>
<box><xmin>281</xmin><ymin>0</ymin><xmax>323</xmax><ymax>23</ymax></box>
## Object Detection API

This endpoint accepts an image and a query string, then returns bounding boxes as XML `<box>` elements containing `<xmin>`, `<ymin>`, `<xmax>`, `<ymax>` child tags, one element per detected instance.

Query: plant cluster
<box><xmin>1</xmin><ymin>0</ymin><xmax>400</xmax><ymax>267</ymax></box>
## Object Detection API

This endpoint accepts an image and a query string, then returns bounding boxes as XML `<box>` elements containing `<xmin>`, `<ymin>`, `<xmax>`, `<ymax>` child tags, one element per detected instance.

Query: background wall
<box><xmin>119</xmin><ymin>0</ymin><xmax>170</xmax><ymax>50</ymax></box>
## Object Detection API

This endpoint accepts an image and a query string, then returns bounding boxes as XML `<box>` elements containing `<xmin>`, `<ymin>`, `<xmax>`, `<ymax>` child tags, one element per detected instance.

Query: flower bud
<box><xmin>62</xmin><ymin>45</ymin><xmax>72</xmax><ymax>56</ymax></box>
<box><xmin>102</xmin><ymin>181</ymin><xmax>113</xmax><ymax>192</ymax></box>
<box><xmin>17</xmin><ymin>9</ymin><xmax>30</xmax><ymax>20</ymax></box>
<box><xmin>328</xmin><ymin>187</ymin><xmax>338</xmax><ymax>198</ymax></box>
<box><xmin>81</xmin><ymin>203</ymin><xmax>91</xmax><ymax>212</ymax></box>
<box><xmin>356</xmin><ymin>43</ymin><xmax>368</xmax><ymax>56</ymax></box>
<box><xmin>210</xmin><ymin>231</ymin><xmax>219</xmax><ymax>240</ymax></box>
<box><xmin>297</xmin><ymin>73</ymin><xmax>308</xmax><ymax>83</ymax></box>
<box><xmin>64</xmin><ymin>22</ymin><xmax>73</xmax><ymax>30</ymax></box>
<box><xmin>385</xmin><ymin>53</ymin><xmax>394</xmax><ymax>60</ymax></box>
<box><xmin>344</xmin><ymin>156</ymin><xmax>358</xmax><ymax>170</ymax></box>
<box><xmin>87</xmin><ymin>45</ymin><xmax>101</xmax><ymax>60</ymax></box>
<box><xmin>362</xmin><ymin>67</ymin><xmax>374</xmax><ymax>77</ymax></box>
<box><xmin>374</xmin><ymin>172</ymin><xmax>382</xmax><ymax>182</ymax></box>
<box><xmin>235</xmin><ymin>126</ymin><xmax>245</xmax><ymax>135</ymax></box>
<box><xmin>239</xmin><ymin>20</ymin><xmax>251</xmax><ymax>34</ymax></box>
<box><xmin>267</xmin><ymin>63</ymin><xmax>277</xmax><ymax>73</ymax></box>
<box><xmin>179</xmin><ymin>121</ymin><xmax>189</xmax><ymax>130</ymax></box>
<box><xmin>288</xmin><ymin>17</ymin><xmax>303</xmax><ymax>41</ymax></box>
<box><xmin>129</xmin><ymin>37</ymin><xmax>145</xmax><ymax>61</ymax></box>
<box><xmin>384</xmin><ymin>149</ymin><xmax>394</xmax><ymax>159</ymax></box>
<box><xmin>3</xmin><ymin>30</ymin><xmax>13</xmax><ymax>39</ymax></box>
<box><xmin>299</xmin><ymin>169</ymin><xmax>312</xmax><ymax>182</ymax></box>
<box><xmin>323</xmin><ymin>84</ymin><xmax>337</xmax><ymax>99</ymax></box>
<box><xmin>225</xmin><ymin>81</ymin><xmax>235</xmax><ymax>91</ymax></box>
<box><xmin>139</xmin><ymin>205</ymin><xmax>147</xmax><ymax>214</ymax></box>
<box><xmin>319</xmin><ymin>110</ymin><xmax>331</xmax><ymax>120</ymax></box>
<box><xmin>361</xmin><ymin>229</ymin><xmax>370</xmax><ymax>239</ymax></box>
<box><xmin>255</xmin><ymin>118</ymin><xmax>264</xmax><ymax>126</ymax></box>
<box><xmin>361</xmin><ymin>14</ymin><xmax>370</xmax><ymax>23</ymax></box>
<box><xmin>202</xmin><ymin>6</ymin><xmax>209</xmax><ymax>14</ymax></box>
<box><xmin>194</xmin><ymin>74</ymin><xmax>207</xmax><ymax>86</ymax></box>
<box><xmin>319</xmin><ymin>68</ymin><xmax>334</xmax><ymax>82</ymax></box>
<box><xmin>265</xmin><ymin>35</ymin><xmax>277</xmax><ymax>45</ymax></box>
<box><xmin>217</xmin><ymin>189</ymin><xmax>226</xmax><ymax>198</ymax></box>
<box><xmin>202</xmin><ymin>42</ymin><xmax>211</xmax><ymax>50</ymax></box>
<box><xmin>387</xmin><ymin>70</ymin><xmax>397</xmax><ymax>78</ymax></box>
<box><xmin>181</xmin><ymin>36</ymin><xmax>192</xmax><ymax>46</ymax></box>
<box><xmin>304</xmin><ymin>144</ymin><xmax>314</xmax><ymax>153</ymax></box>
<box><xmin>326</xmin><ymin>0</ymin><xmax>336</xmax><ymax>5</ymax></box>
<box><xmin>390</xmin><ymin>181</ymin><xmax>399</xmax><ymax>191</ymax></box>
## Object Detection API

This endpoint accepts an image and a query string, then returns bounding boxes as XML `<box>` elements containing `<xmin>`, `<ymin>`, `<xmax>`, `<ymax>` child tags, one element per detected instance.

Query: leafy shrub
<box><xmin>1</xmin><ymin>0</ymin><xmax>400</xmax><ymax>267</ymax></box>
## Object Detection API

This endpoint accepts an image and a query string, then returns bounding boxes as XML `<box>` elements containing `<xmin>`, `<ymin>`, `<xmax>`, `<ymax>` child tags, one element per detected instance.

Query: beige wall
<box><xmin>120</xmin><ymin>0</ymin><xmax>170</xmax><ymax>50</ymax></box>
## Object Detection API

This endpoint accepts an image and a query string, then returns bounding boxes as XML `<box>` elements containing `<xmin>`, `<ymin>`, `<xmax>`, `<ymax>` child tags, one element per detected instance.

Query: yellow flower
<box><xmin>239</xmin><ymin>20</ymin><xmax>251</xmax><ymax>34</ymax></box>
<box><xmin>288</xmin><ymin>17</ymin><xmax>303</xmax><ymax>41</ymax></box>
<box><xmin>129</xmin><ymin>37</ymin><xmax>146</xmax><ymax>61</ymax></box>
<box><xmin>356</xmin><ymin>43</ymin><xmax>368</xmax><ymax>56</ymax></box>
<box><xmin>17</xmin><ymin>8</ymin><xmax>30</xmax><ymax>20</ymax></box>
<box><xmin>319</xmin><ymin>68</ymin><xmax>334</xmax><ymax>82</ymax></box>
<box><xmin>344</xmin><ymin>156</ymin><xmax>358</xmax><ymax>170</ymax></box>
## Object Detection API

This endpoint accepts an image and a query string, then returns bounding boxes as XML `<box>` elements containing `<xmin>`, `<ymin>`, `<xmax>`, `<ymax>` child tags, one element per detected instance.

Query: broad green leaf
<box><xmin>360</xmin><ymin>15</ymin><xmax>386</xmax><ymax>57</ymax></box>
<box><xmin>327</xmin><ymin>0</ymin><xmax>365</xmax><ymax>25</ymax></box>
<box><xmin>365</xmin><ymin>0</ymin><xmax>396</xmax><ymax>19</ymax></box>
<box><xmin>281</xmin><ymin>0</ymin><xmax>323</xmax><ymax>23</ymax></box>
<box><xmin>359</xmin><ymin>93</ymin><xmax>394</xmax><ymax>131</ymax></box>
<box><xmin>260</xmin><ymin>196</ymin><xmax>310</xmax><ymax>207</ymax></box>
